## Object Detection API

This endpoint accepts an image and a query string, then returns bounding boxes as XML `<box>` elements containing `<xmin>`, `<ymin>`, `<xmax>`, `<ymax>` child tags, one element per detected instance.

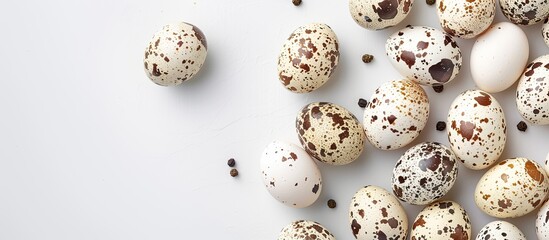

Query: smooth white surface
<box><xmin>0</xmin><ymin>1</ymin><xmax>548</xmax><ymax>239</ymax></box>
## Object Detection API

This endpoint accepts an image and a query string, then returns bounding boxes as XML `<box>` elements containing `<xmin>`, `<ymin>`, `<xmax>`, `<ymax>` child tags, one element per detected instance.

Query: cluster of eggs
<box><xmin>142</xmin><ymin>0</ymin><xmax>549</xmax><ymax>238</ymax></box>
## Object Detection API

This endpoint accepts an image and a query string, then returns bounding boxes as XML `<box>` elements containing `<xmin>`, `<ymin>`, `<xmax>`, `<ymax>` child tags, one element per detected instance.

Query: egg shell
<box><xmin>349</xmin><ymin>0</ymin><xmax>413</xmax><ymax>30</ymax></box>
<box><xmin>500</xmin><ymin>0</ymin><xmax>549</xmax><ymax>25</ymax></box>
<box><xmin>349</xmin><ymin>185</ymin><xmax>408</xmax><ymax>240</ymax></box>
<box><xmin>474</xmin><ymin>158</ymin><xmax>549</xmax><ymax>218</ymax></box>
<box><xmin>545</xmin><ymin>151</ymin><xmax>549</xmax><ymax>175</ymax></box>
<box><xmin>410</xmin><ymin>201</ymin><xmax>471</xmax><ymax>240</ymax></box>
<box><xmin>363</xmin><ymin>79</ymin><xmax>430</xmax><ymax>150</ymax></box>
<box><xmin>543</xmin><ymin>18</ymin><xmax>549</xmax><ymax>48</ymax></box>
<box><xmin>516</xmin><ymin>55</ymin><xmax>549</xmax><ymax>125</ymax></box>
<box><xmin>296</xmin><ymin>102</ymin><xmax>365</xmax><ymax>165</ymax></box>
<box><xmin>392</xmin><ymin>142</ymin><xmax>458</xmax><ymax>205</ymax></box>
<box><xmin>278</xmin><ymin>220</ymin><xmax>335</xmax><ymax>240</ymax></box>
<box><xmin>436</xmin><ymin>0</ymin><xmax>495</xmax><ymax>39</ymax></box>
<box><xmin>476</xmin><ymin>221</ymin><xmax>526</xmax><ymax>240</ymax></box>
<box><xmin>536</xmin><ymin>200</ymin><xmax>549</xmax><ymax>239</ymax></box>
<box><xmin>277</xmin><ymin>23</ymin><xmax>339</xmax><ymax>93</ymax></box>
<box><xmin>447</xmin><ymin>90</ymin><xmax>506</xmax><ymax>170</ymax></box>
<box><xmin>386</xmin><ymin>26</ymin><xmax>462</xmax><ymax>86</ymax></box>
<box><xmin>143</xmin><ymin>22</ymin><xmax>207</xmax><ymax>86</ymax></box>
<box><xmin>260</xmin><ymin>141</ymin><xmax>322</xmax><ymax>208</ymax></box>
<box><xmin>470</xmin><ymin>22</ymin><xmax>529</xmax><ymax>93</ymax></box>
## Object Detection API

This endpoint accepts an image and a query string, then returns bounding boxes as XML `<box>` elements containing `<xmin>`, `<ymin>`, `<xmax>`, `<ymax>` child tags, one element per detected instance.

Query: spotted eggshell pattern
<box><xmin>447</xmin><ymin>90</ymin><xmax>506</xmax><ymax>170</ymax></box>
<box><xmin>296</xmin><ymin>102</ymin><xmax>365</xmax><ymax>165</ymax></box>
<box><xmin>277</xmin><ymin>23</ymin><xmax>339</xmax><ymax>93</ymax></box>
<box><xmin>410</xmin><ymin>201</ymin><xmax>471</xmax><ymax>240</ymax></box>
<box><xmin>386</xmin><ymin>26</ymin><xmax>462</xmax><ymax>86</ymax></box>
<box><xmin>500</xmin><ymin>0</ymin><xmax>549</xmax><ymax>25</ymax></box>
<box><xmin>543</xmin><ymin>18</ymin><xmax>549</xmax><ymax>48</ymax></box>
<box><xmin>476</xmin><ymin>221</ymin><xmax>526</xmax><ymax>240</ymax></box>
<box><xmin>474</xmin><ymin>158</ymin><xmax>549</xmax><ymax>218</ymax></box>
<box><xmin>536</xmin><ymin>200</ymin><xmax>549</xmax><ymax>239</ymax></box>
<box><xmin>436</xmin><ymin>0</ymin><xmax>495</xmax><ymax>39</ymax></box>
<box><xmin>363</xmin><ymin>79</ymin><xmax>430</xmax><ymax>150</ymax></box>
<box><xmin>349</xmin><ymin>0</ymin><xmax>413</xmax><ymax>30</ymax></box>
<box><xmin>545</xmin><ymin>151</ymin><xmax>549</xmax><ymax>175</ymax></box>
<box><xmin>392</xmin><ymin>142</ymin><xmax>458</xmax><ymax>205</ymax></box>
<box><xmin>143</xmin><ymin>22</ymin><xmax>207</xmax><ymax>86</ymax></box>
<box><xmin>349</xmin><ymin>185</ymin><xmax>408</xmax><ymax>240</ymax></box>
<box><xmin>516</xmin><ymin>55</ymin><xmax>549</xmax><ymax>125</ymax></box>
<box><xmin>260</xmin><ymin>141</ymin><xmax>322</xmax><ymax>208</ymax></box>
<box><xmin>278</xmin><ymin>220</ymin><xmax>335</xmax><ymax>240</ymax></box>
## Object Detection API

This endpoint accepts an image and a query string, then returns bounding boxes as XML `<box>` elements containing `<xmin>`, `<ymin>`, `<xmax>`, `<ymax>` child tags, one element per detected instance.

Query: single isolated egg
<box><xmin>277</xmin><ymin>23</ymin><xmax>339</xmax><ymax>93</ymax></box>
<box><xmin>363</xmin><ymin>79</ymin><xmax>430</xmax><ymax>150</ymax></box>
<box><xmin>349</xmin><ymin>185</ymin><xmax>408</xmax><ymax>240</ymax></box>
<box><xmin>447</xmin><ymin>90</ymin><xmax>506</xmax><ymax>170</ymax></box>
<box><xmin>516</xmin><ymin>55</ymin><xmax>549</xmax><ymax>125</ymax></box>
<box><xmin>436</xmin><ymin>0</ymin><xmax>496</xmax><ymax>38</ymax></box>
<box><xmin>471</xmin><ymin>22</ymin><xmax>529</xmax><ymax>93</ymax></box>
<box><xmin>537</xmin><ymin>200</ymin><xmax>549</xmax><ymax>240</ymax></box>
<box><xmin>410</xmin><ymin>201</ymin><xmax>472</xmax><ymax>240</ymax></box>
<box><xmin>475</xmin><ymin>158</ymin><xmax>549</xmax><ymax>218</ymax></box>
<box><xmin>500</xmin><ymin>0</ymin><xmax>549</xmax><ymax>25</ymax></box>
<box><xmin>476</xmin><ymin>221</ymin><xmax>526</xmax><ymax>240</ymax></box>
<box><xmin>278</xmin><ymin>220</ymin><xmax>335</xmax><ymax>240</ymax></box>
<box><xmin>143</xmin><ymin>22</ymin><xmax>207</xmax><ymax>86</ymax></box>
<box><xmin>349</xmin><ymin>0</ymin><xmax>413</xmax><ymax>30</ymax></box>
<box><xmin>260</xmin><ymin>141</ymin><xmax>322</xmax><ymax>208</ymax></box>
<box><xmin>543</xmin><ymin>18</ymin><xmax>549</xmax><ymax>48</ymax></box>
<box><xmin>386</xmin><ymin>25</ymin><xmax>462</xmax><ymax>86</ymax></box>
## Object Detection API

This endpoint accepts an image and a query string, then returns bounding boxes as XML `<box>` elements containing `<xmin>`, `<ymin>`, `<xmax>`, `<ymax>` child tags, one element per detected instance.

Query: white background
<box><xmin>1</xmin><ymin>0</ymin><xmax>548</xmax><ymax>239</ymax></box>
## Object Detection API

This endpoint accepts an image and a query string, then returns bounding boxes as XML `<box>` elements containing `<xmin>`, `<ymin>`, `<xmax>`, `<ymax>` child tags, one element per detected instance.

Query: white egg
<box><xmin>516</xmin><ymin>55</ymin><xmax>549</xmax><ymax>125</ymax></box>
<box><xmin>278</xmin><ymin>220</ymin><xmax>335</xmax><ymax>240</ymax></box>
<box><xmin>386</xmin><ymin>26</ymin><xmax>462</xmax><ymax>86</ymax></box>
<box><xmin>260</xmin><ymin>141</ymin><xmax>322</xmax><ymax>208</ymax></box>
<box><xmin>447</xmin><ymin>90</ymin><xmax>506</xmax><ymax>170</ymax></box>
<box><xmin>349</xmin><ymin>0</ymin><xmax>413</xmax><ymax>30</ymax></box>
<box><xmin>410</xmin><ymin>201</ymin><xmax>471</xmax><ymax>239</ymax></box>
<box><xmin>537</xmin><ymin>200</ymin><xmax>549</xmax><ymax>240</ymax></box>
<box><xmin>436</xmin><ymin>0</ymin><xmax>496</xmax><ymax>38</ymax></box>
<box><xmin>143</xmin><ymin>22</ymin><xmax>207</xmax><ymax>86</ymax></box>
<box><xmin>475</xmin><ymin>158</ymin><xmax>549</xmax><ymax>218</ymax></box>
<box><xmin>471</xmin><ymin>22</ymin><xmax>529</xmax><ymax>93</ymax></box>
<box><xmin>363</xmin><ymin>79</ymin><xmax>430</xmax><ymax>150</ymax></box>
<box><xmin>349</xmin><ymin>185</ymin><xmax>408</xmax><ymax>240</ymax></box>
<box><xmin>277</xmin><ymin>23</ymin><xmax>339</xmax><ymax>93</ymax></box>
<box><xmin>476</xmin><ymin>221</ymin><xmax>526</xmax><ymax>240</ymax></box>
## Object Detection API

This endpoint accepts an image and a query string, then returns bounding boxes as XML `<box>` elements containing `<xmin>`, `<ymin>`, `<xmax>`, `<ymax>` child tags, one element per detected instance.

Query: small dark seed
<box><xmin>292</xmin><ymin>0</ymin><xmax>302</xmax><ymax>6</ymax></box>
<box><xmin>230</xmin><ymin>169</ymin><xmax>239</xmax><ymax>177</ymax></box>
<box><xmin>358</xmin><ymin>98</ymin><xmax>368</xmax><ymax>108</ymax></box>
<box><xmin>327</xmin><ymin>199</ymin><xmax>336</xmax><ymax>208</ymax></box>
<box><xmin>362</xmin><ymin>54</ymin><xmax>374</xmax><ymax>63</ymax></box>
<box><xmin>227</xmin><ymin>158</ymin><xmax>236</xmax><ymax>167</ymax></box>
<box><xmin>436</xmin><ymin>121</ymin><xmax>446</xmax><ymax>131</ymax></box>
<box><xmin>517</xmin><ymin>121</ymin><xmax>527</xmax><ymax>132</ymax></box>
<box><xmin>426</xmin><ymin>0</ymin><xmax>436</xmax><ymax>5</ymax></box>
<box><xmin>432</xmin><ymin>85</ymin><xmax>444</xmax><ymax>93</ymax></box>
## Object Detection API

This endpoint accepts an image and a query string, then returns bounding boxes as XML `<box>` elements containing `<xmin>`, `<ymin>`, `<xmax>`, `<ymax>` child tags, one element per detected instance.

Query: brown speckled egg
<box><xmin>278</xmin><ymin>220</ymin><xmax>335</xmax><ymax>240</ymax></box>
<box><xmin>410</xmin><ymin>201</ymin><xmax>472</xmax><ymax>240</ymax></box>
<box><xmin>474</xmin><ymin>158</ymin><xmax>549</xmax><ymax>218</ymax></box>
<box><xmin>143</xmin><ymin>22</ymin><xmax>207</xmax><ymax>86</ymax></box>
<box><xmin>516</xmin><ymin>55</ymin><xmax>549</xmax><ymax>125</ymax></box>
<box><xmin>536</xmin><ymin>200</ymin><xmax>549</xmax><ymax>239</ymax></box>
<box><xmin>436</xmin><ymin>0</ymin><xmax>495</xmax><ymax>39</ymax></box>
<box><xmin>277</xmin><ymin>23</ymin><xmax>339</xmax><ymax>93</ymax></box>
<box><xmin>386</xmin><ymin>26</ymin><xmax>462</xmax><ymax>86</ymax></box>
<box><xmin>543</xmin><ymin>19</ymin><xmax>549</xmax><ymax>48</ymax></box>
<box><xmin>296</xmin><ymin>102</ymin><xmax>365</xmax><ymax>165</ymax></box>
<box><xmin>545</xmin><ymin>151</ymin><xmax>549</xmax><ymax>175</ymax></box>
<box><xmin>349</xmin><ymin>0</ymin><xmax>414</xmax><ymax>30</ymax></box>
<box><xmin>349</xmin><ymin>185</ymin><xmax>408</xmax><ymax>240</ymax></box>
<box><xmin>363</xmin><ymin>79</ymin><xmax>430</xmax><ymax>150</ymax></box>
<box><xmin>392</xmin><ymin>142</ymin><xmax>458</xmax><ymax>205</ymax></box>
<box><xmin>476</xmin><ymin>221</ymin><xmax>526</xmax><ymax>240</ymax></box>
<box><xmin>500</xmin><ymin>0</ymin><xmax>549</xmax><ymax>25</ymax></box>
<box><xmin>447</xmin><ymin>90</ymin><xmax>506</xmax><ymax>170</ymax></box>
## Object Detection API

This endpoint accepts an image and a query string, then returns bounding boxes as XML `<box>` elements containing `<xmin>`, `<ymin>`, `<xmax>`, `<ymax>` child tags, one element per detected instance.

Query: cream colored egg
<box><xmin>516</xmin><ymin>55</ymin><xmax>549</xmax><ymax>125</ymax></box>
<box><xmin>436</xmin><ymin>0</ymin><xmax>495</xmax><ymax>38</ymax></box>
<box><xmin>278</xmin><ymin>220</ymin><xmax>335</xmax><ymax>240</ymax></box>
<box><xmin>476</xmin><ymin>221</ymin><xmax>526</xmax><ymax>240</ymax></box>
<box><xmin>349</xmin><ymin>0</ymin><xmax>413</xmax><ymax>30</ymax></box>
<box><xmin>410</xmin><ymin>201</ymin><xmax>471</xmax><ymax>240</ymax></box>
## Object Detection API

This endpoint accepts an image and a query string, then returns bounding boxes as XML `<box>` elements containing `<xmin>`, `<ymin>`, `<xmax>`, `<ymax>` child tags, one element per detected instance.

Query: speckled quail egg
<box><xmin>475</xmin><ymin>158</ymin><xmax>549</xmax><ymax>218</ymax></box>
<box><xmin>277</xmin><ymin>23</ymin><xmax>339</xmax><ymax>93</ymax></box>
<box><xmin>436</xmin><ymin>0</ymin><xmax>496</xmax><ymax>38</ymax></box>
<box><xmin>536</xmin><ymin>200</ymin><xmax>549</xmax><ymax>239</ymax></box>
<box><xmin>447</xmin><ymin>90</ymin><xmax>506</xmax><ymax>170</ymax></box>
<box><xmin>296</xmin><ymin>102</ymin><xmax>365</xmax><ymax>165</ymax></box>
<box><xmin>349</xmin><ymin>185</ymin><xmax>408</xmax><ymax>240</ymax></box>
<box><xmin>410</xmin><ymin>201</ymin><xmax>471</xmax><ymax>240</ymax></box>
<box><xmin>260</xmin><ymin>141</ymin><xmax>322</xmax><ymax>208</ymax></box>
<box><xmin>500</xmin><ymin>0</ymin><xmax>549</xmax><ymax>25</ymax></box>
<box><xmin>476</xmin><ymin>221</ymin><xmax>526</xmax><ymax>240</ymax></box>
<box><xmin>545</xmin><ymin>152</ymin><xmax>549</xmax><ymax>175</ymax></box>
<box><xmin>363</xmin><ymin>79</ymin><xmax>430</xmax><ymax>150</ymax></box>
<box><xmin>278</xmin><ymin>220</ymin><xmax>335</xmax><ymax>240</ymax></box>
<box><xmin>143</xmin><ymin>22</ymin><xmax>207</xmax><ymax>86</ymax></box>
<box><xmin>543</xmin><ymin>18</ymin><xmax>549</xmax><ymax>48</ymax></box>
<box><xmin>386</xmin><ymin>26</ymin><xmax>462</xmax><ymax>86</ymax></box>
<box><xmin>349</xmin><ymin>0</ymin><xmax>413</xmax><ymax>30</ymax></box>
<box><xmin>516</xmin><ymin>55</ymin><xmax>549</xmax><ymax>125</ymax></box>
<box><xmin>392</xmin><ymin>142</ymin><xmax>458</xmax><ymax>205</ymax></box>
